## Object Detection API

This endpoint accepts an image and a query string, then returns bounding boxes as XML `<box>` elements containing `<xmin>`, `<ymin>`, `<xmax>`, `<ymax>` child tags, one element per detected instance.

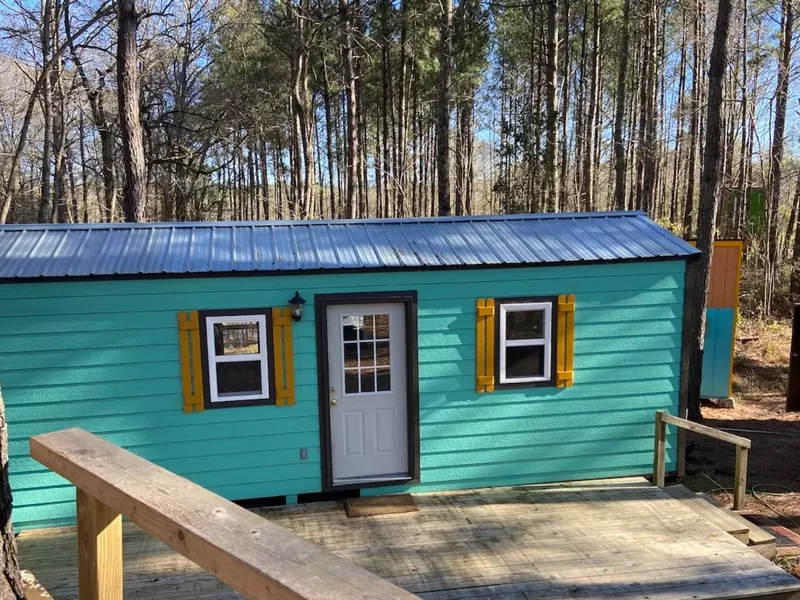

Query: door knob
<box><xmin>331</xmin><ymin>398</ymin><xmax>338</xmax><ymax>406</ymax></box>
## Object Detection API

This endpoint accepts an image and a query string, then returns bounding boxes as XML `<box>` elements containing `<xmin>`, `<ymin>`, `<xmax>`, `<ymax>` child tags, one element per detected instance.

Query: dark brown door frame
<box><xmin>314</xmin><ymin>291</ymin><xmax>420</xmax><ymax>491</ymax></box>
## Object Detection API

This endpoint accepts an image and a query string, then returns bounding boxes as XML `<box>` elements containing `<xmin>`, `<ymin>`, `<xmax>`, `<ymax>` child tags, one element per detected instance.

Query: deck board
<box><xmin>17</xmin><ymin>477</ymin><xmax>800</xmax><ymax>600</ymax></box>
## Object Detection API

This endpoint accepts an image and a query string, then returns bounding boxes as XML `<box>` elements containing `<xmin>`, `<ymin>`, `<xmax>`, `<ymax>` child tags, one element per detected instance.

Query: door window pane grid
<box><xmin>342</xmin><ymin>313</ymin><xmax>392</xmax><ymax>395</ymax></box>
<box><xmin>345</xmin><ymin>367</ymin><xmax>392</xmax><ymax>394</ymax></box>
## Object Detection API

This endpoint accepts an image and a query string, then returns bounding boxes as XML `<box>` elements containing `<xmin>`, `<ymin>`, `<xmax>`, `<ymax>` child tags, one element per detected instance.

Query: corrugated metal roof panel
<box><xmin>0</xmin><ymin>212</ymin><xmax>699</xmax><ymax>281</ymax></box>
<box><xmin>438</xmin><ymin>221</ymin><xmax>485</xmax><ymax>265</ymax></box>
<box><xmin>405</xmin><ymin>223</ymin><xmax>446</xmax><ymax>267</ymax></box>
<box><xmin>310</xmin><ymin>225</ymin><xmax>339</xmax><ymax>269</ymax></box>
<box><xmin>30</xmin><ymin>230</ymin><xmax>66</xmax><ymax>277</ymax></box>
<box><xmin>326</xmin><ymin>223</ymin><xmax>360</xmax><ymax>268</ymax></box>
<box><xmin>249</xmin><ymin>225</ymin><xmax>271</xmax><ymax>271</ymax></box>
<box><xmin>289</xmin><ymin>225</ymin><xmax>318</xmax><ymax>270</ymax></box>
<box><xmin>52</xmin><ymin>229</ymin><xmax>91</xmax><ymax>277</ymax></box>
<box><xmin>7</xmin><ymin>230</ymin><xmax>44</xmax><ymax>278</ymax></box>
<box><xmin>137</xmin><ymin>228</ymin><xmax>167</xmax><ymax>274</ymax></box>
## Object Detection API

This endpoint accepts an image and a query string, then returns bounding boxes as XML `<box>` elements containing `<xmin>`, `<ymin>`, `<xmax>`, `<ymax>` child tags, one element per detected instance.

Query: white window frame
<box><xmin>498</xmin><ymin>301</ymin><xmax>553</xmax><ymax>385</ymax></box>
<box><xmin>205</xmin><ymin>314</ymin><xmax>270</xmax><ymax>403</ymax></box>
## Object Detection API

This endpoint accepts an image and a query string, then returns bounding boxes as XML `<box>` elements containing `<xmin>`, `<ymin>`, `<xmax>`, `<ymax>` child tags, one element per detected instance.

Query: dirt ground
<box><xmin>682</xmin><ymin>318</ymin><xmax>800</xmax><ymax>574</ymax></box>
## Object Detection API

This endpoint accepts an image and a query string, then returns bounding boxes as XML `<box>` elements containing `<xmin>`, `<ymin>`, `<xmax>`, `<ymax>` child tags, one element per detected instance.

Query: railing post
<box><xmin>653</xmin><ymin>411</ymin><xmax>666</xmax><ymax>488</ymax></box>
<box><xmin>733</xmin><ymin>445</ymin><xmax>749</xmax><ymax>510</ymax></box>
<box><xmin>786</xmin><ymin>303</ymin><xmax>800</xmax><ymax>412</ymax></box>
<box><xmin>77</xmin><ymin>488</ymin><xmax>123</xmax><ymax>600</ymax></box>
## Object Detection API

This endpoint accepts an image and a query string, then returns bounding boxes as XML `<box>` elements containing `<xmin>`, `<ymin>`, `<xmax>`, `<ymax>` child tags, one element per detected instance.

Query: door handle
<box><xmin>331</xmin><ymin>398</ymin><xmax>338</xmax><ymax>406</ymax></box>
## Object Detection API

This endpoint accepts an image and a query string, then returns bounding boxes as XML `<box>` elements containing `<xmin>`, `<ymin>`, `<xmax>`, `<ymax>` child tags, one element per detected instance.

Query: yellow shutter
<box><xmin>272</xmin><ymin>308</ymin><xmax>296</xmax><ymax>406</ymax></box>
<box><xmin>557</xmin><ymin>295</ymin><xmax>575</xmax><ymax>387</ymax></box>
<box><xmin>178</xmin><ymin>311</ymin><xmax>204</xmax><ymax>412</ymax></box>
<box><xmin>476</xmin><ymin>298</ymin><xmax>495</xmax><ymax>393</ymax></box>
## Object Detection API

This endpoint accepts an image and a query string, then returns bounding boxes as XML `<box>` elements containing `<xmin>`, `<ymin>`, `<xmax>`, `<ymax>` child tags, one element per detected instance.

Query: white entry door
<box><xmin>327</xmin><ymin>303</ymin><xmax>409</xmax><ymax>485</ymax></box>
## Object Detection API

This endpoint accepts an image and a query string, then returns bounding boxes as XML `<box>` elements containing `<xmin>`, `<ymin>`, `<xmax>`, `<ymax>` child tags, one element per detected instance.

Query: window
<box><xmin>497</xmin><ymin>298</ymin><xmax>556</xmax><ymax>387</ymax></box>
<box><xmin>200</xmin><ymin>310</ymin><xmax>273</xmax><ymax>407</ymax></box>
<box><xmin>342</xmin><ymin>313</ymin><xmax>392</xmax><ymax>395</ymax></box>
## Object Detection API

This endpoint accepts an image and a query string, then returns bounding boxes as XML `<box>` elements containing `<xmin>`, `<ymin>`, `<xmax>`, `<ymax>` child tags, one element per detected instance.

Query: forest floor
<box><xmin>682</xmin><ymin>317</ymin><xmax>800</xmax><ymax>576</ymax></box>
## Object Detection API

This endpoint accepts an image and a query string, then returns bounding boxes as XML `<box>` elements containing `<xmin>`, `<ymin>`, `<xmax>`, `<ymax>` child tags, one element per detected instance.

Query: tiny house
<box><xmin>0</xmin><ymin>211</ymin><xmax>700</xmax><ymax>529</ymax></box>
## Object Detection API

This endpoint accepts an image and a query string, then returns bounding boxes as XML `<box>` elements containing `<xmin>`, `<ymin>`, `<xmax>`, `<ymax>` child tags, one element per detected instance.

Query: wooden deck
<box><xmin>18</xmin><ymin>477</ymin><xmax>800</xmax><ymax>600</ymax></box>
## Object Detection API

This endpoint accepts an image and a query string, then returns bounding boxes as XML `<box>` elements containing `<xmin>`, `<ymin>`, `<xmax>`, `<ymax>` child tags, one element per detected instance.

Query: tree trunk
<box><xmin>274</xmin><ymin>141</ymin><xmax>284</xmax><ymax>219</ymax></box>
<box><xmin>543</xmin><ymin>0</ymin><xmax>559</xmax><ymax>212</ymax></box>
<box><xmin>531</xmin><ymin>18</ymin><xmax>543</xmax><ymax>212</ymax></box>
<box><xmin>640</xmin><ymin>3</ymin><xmax>659</xmax><ymax>215</ymax></box>
<box><xmin>247</xmin><ymin>145</ymin><xmax>256</xmax><ymax>220</ymax></box>
<box><xmin>686</xmin><ymin>0</ymin><xmax>733</xmax><ymax>421</ymax></box>
<box><xmin>380</xmin><ymin>0</ymin><xmax>393</xmax><ymax>216</ymax></box>
<box><xmin>79</xmin><ymin>111</ymin><xmax>89</xmax><ymax>223</ymax></box>
<box><xmin>558</xmin><ymin>0</ymin><xmax>570</xmax><ymax>211</ymax></box>
<box><xmin>98</xmin><ymin>83</ymin><xmax>116</xmax><ymax>222</ymax></box>
<box><xmin>117</xmin><ymin>0</ymin><xmax>146</xmax><ymax>222</ymax></box>
<box><xmin>682</xmin><ymin>0</ymin><xmax>701</xmax><ymax>236</ymax></box>
<box><xmin>435</xmin><ymin>0</ymin><xmax>453</xmax><ymax>216</ymax></box>
<box><xmin>612</xmin><ymin>0</ymin><xmax>631</xmax><ymax>211</ymax></box>
<box><xmin>356</xmin><ymin>50</ymin><xmax>368</xmax><ymax>217</ymax></box>
<box><xmin>291</xmin><ymin>42</ymin><xmax>314</xmax><ymax>219</ymax></box>
<box><xmin>339</xmin><ymin>0</ymin><xmax>359</xmax><ymax>218</ymax></box>
<box><xmin>789</xmin><ymin>169</ymin><xmax>800</xmax><ymax>296</ymax></box>
<box><xmin>397</xmin><ymin>0</ymin><xmax>409</xmax><ymax>215</ymax></box>
<box><xmin>411</xmin><ymin>64</ymin><xmax>419</xmax><ymax>215</ymax></box>
<box><xmin>65</xmin><ymin>0</ymin><xmax>116</xmax><ymax>222</ymax></box>
<box><xmin>734</xmin><ymin>0</ymin><xmax>748</xmax><ymax>237</ymax></box>
<box><xmin>579</xmin><ymin>0</ymin><xmax>599</xmax><ymax>211</ymax></box>
<box><xmin>625</xmin><ymin>44</ymin><xmax>641</xmax><ymax>211</ymax></box>
<box><xmin>321</xmin><ymin>71</ymin><xmax>337</xmax><ymax>219</ymax></box>
<box><xmin>38</xmin><ymin>0</ymin><xmax>55</xmax><ymax>223</ymax></box>
<box><xmin>574</xmin><ymin>4</ymin><xmax>588</xmax><ymax>207</ymax></box>
<box><xmin>52</xmin><ymin>50</ymin><xmax>71</xmax><ymax>224</ymax></box>
<box><xmin>0</xmin><ymin>387</ymin><xmax>23</xmax><ymax>600</ymax></box>
<box><xmin>670</xmin><ymin>11</ymin><xmax>688</xmax><ymax>223</ymax></box>
<box><xmin>260</xmin><ymin>138</ymin><xmax>270</xmax><ymax>219</ymax></box>
<box><xmin>786</xmin><ymin>175</ymin><xmax>800</xmax><ymax>249</ymax></box>
<box><xmin>454</xmin><ymin>101</ymin><xmax>466</xmax><ymax>215</ymax></box>
<box><xmin>375</xmin><ymin>111</ymin><xmax>384</xmax><ymax>216</ymax></box>
<box><xmin>766</xmin><ymin>0</ymin><xmax>793</xmax><ymax>312</ymax></box>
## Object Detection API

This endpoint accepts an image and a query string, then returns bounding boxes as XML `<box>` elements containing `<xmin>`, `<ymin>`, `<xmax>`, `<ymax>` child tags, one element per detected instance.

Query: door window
<box><xmin>342</xmin><ymin>314</ymin><xmax>392</xmax><ymax>395</ymax></box>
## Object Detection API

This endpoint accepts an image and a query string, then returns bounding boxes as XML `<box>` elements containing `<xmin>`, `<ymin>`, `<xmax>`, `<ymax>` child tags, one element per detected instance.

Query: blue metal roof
<box><xmin>0</xmin><ymin>212</ymin><xmax>699</xmax><ymax>281</ymax></box>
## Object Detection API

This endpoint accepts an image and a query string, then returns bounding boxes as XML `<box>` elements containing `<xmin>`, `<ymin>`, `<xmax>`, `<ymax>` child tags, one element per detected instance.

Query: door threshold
<box><xmin>332</xmin><ymin>475</ymin><xmax>412</xmax><ymax>487</ymax></box>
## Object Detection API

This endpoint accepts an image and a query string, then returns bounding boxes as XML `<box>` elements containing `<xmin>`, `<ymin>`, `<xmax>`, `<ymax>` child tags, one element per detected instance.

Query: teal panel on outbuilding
<box><xmin>700</xmin><ymin>308</ymin><xmax>736</xmax><ymax>399</ymax></box>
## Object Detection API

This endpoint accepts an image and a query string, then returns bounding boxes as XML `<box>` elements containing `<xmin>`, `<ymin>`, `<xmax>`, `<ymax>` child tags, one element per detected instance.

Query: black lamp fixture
<box><xmin>288</xmin><ymin>291</ymin><xmax>306</xmax><ymax>322</ymax></box>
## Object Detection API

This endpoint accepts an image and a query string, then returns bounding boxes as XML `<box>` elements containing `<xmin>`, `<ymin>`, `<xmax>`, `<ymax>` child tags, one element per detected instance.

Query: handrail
<box><xmin>653</xmin><ymin>410</ymin><xmax>751</xmax><ymax>509</ymax></box>
<box><xmin>30</xmin><ymin>428</ymin><xmax>417</xmax><ymax>600</ymax></box>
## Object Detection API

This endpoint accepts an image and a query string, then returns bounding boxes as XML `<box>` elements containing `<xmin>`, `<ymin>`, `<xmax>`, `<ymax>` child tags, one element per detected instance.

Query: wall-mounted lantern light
<box><xmin>289</xmin><ymin>291</ymin><xmax>306</xmax><ymax>322</ymax></box>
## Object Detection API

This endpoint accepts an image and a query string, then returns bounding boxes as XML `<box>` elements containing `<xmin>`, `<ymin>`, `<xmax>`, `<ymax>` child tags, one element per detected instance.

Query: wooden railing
<box><xmin>30</xmin><ymin>428</ymin><xmax>417</xmax><ymax>600</ymax></box>
<box><xmin>653</xmin><ymin>410</ymin><xmax>751</xmax><ymax>509</ymax></box>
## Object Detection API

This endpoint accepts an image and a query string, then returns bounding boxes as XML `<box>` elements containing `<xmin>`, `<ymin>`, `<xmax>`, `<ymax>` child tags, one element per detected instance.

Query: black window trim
<box><xmin>494</xmin><ymin>296</ymin><xmax>559</xmax><ymax>389</ymax></box>
<box><xmin>198</xmin><ymin>308</ymin><xmax>277</xmax><ymax>409</ymax></box>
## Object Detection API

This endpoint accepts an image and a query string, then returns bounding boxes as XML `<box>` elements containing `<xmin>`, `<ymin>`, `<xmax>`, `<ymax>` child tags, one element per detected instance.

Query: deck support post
<box><xmin>77</xmin><ymin>488</ymin><xmax>122</xmax><ymax>600</ymax></box>
<box><xmin>734</xmin><ymin>445</ymin><xmax>749</xmax><ymax>510</ymax></box>
<box><xmin>653</xmin><ymin>411</ymin><xmax>666</xmax><ymax>488</ymax></box>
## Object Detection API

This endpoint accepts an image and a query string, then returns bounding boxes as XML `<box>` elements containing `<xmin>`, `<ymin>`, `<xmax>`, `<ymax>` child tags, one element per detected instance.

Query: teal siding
<box><xmin>0</xmin><ymin>260</ymin><xmax>684</xmax><ymax>529</ymax></box>
<box><xmin>700</xmin><ymin>308</ymin><xmax>735</xmax><ymax>399</ymax></box>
